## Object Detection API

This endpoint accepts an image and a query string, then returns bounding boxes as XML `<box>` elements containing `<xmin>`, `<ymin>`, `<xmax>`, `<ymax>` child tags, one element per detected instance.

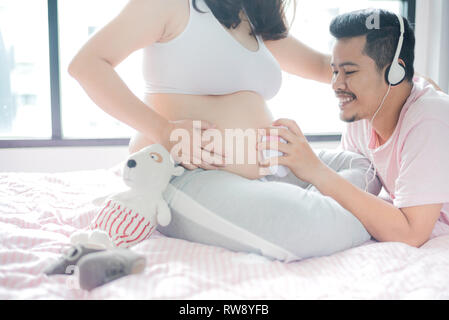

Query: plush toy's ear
<box><xmin>173</xmin><ymin>165</ymin><xmax>185</xmax><ymax>177</ymax></box>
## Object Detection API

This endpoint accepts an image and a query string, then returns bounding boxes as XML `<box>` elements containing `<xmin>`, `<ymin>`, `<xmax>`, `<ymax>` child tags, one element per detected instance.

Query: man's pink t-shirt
<box><xmin>340</xmin><ymin>77</ymin><xmax>449</xmax><ymax>224</ymax></box>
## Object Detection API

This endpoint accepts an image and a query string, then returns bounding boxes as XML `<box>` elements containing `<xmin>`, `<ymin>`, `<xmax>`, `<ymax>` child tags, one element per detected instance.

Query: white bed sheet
<box><xmin>1</xmin><ymin>167</ymin><xmax>449</xmax><ymax>299</ymax></box>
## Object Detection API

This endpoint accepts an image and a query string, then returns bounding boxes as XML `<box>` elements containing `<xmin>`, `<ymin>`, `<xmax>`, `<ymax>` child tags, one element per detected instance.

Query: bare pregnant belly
<box><xmin>129</xmin><ymin>91</ymin><xmax>275</xmax><ymax>180</ymax></box>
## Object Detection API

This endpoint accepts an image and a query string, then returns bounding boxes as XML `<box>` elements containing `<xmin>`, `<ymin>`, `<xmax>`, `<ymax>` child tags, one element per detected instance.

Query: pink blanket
<box><xmin>1</xmin><ymin>167</ymin><xmax>449</xmax><ymax>299</ymax></box>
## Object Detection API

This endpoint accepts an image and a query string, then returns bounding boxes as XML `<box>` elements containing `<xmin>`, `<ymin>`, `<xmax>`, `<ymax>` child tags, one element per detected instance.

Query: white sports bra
<box><xmin>142</xmin><ymin>0</ymin><xmax>282</xmax><ymax>100</ymax></box>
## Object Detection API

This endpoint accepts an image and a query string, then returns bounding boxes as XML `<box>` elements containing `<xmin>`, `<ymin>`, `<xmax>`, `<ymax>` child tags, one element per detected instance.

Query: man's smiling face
<box><xmin>331</xmin><ymin>35</ymin><xmax>389</xmax><ymax>123</ymax></box>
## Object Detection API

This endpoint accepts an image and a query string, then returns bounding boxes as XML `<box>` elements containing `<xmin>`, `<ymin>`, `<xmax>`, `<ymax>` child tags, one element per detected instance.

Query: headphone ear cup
<box><xmin>386</xmin><ymin>62</ymin><xmax>406</xmax><ymax>86</ymax></box>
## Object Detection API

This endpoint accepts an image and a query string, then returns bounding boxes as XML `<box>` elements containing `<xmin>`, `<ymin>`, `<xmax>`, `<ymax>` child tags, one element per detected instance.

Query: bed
<box><xmin>1</xmin><ymin>164</ymin><xmax>449</xmax><ymax>300</ymax></box>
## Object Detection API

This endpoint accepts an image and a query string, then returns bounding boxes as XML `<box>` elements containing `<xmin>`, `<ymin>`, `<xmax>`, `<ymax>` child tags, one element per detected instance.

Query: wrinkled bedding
<box><xmin>1</xmin><ymin>166</ymin><xmax>449</xmax><ymax>299</ymax></box>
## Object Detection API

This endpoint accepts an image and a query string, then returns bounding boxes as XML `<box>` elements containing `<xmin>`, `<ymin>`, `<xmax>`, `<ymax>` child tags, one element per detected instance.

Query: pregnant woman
<box><xmin>68</xmin><ymin>0</ymin><xmax>381</xmax><ymax>262</ymax></box>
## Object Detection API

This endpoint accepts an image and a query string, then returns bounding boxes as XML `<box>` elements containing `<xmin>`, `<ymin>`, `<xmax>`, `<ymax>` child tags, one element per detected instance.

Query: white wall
<box><xmin>415</xmin><ymin>0</ymin><xmax>449</xmax><ymax>93</ymax></box>
<box><xmin>0</xmin><ymin>141</ymin><xmax>339</xmax><ymax>173</ymax></box>
<box><xmin>0</xmin><ymin>146</ymin><xmax>129</xmax><ymax>173</ymax></box>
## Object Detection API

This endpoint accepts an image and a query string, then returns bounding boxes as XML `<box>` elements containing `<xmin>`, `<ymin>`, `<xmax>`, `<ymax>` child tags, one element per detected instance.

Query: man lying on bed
<box><xmin>259</xmin><ymin>9</ymin><xmax>449</xmax><ymax>247</ymax></box>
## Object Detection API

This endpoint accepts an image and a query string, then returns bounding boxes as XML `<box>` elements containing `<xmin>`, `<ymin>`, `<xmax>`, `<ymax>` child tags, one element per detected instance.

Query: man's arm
<box><xmin>258</xmin><ymin>118</ymin><xmax>443</xmax><ymax>247</ymax></box>
<box><xmin>312</xmin><ymin>167</ymin><xmax>442</xmax><ymax>247</ymax></box>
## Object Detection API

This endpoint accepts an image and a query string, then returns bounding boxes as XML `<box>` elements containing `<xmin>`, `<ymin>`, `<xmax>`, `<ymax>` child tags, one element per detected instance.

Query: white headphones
<box><xmin>385</xmin><ymin>13</ymin><xmax>406</xmax><ymax>86</ymax></box>
<box><xmin>364</xmin><ymin>14</ymin><xmax>407</xmax><ymax>192</ymax></box>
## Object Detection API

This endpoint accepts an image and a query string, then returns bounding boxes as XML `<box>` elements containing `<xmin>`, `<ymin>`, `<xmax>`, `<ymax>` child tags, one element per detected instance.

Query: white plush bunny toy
<box><xmin>71</xmin><ymin>144</ymin><xmax>184</xmax><ymax>249</ymax></box>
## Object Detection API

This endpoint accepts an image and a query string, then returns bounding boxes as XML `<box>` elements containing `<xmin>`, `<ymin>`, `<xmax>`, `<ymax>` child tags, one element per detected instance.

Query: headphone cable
<box><xmin>363</xmin><ymin>83</ymin><xmax>392</xmax><ymax>192</ymax></box>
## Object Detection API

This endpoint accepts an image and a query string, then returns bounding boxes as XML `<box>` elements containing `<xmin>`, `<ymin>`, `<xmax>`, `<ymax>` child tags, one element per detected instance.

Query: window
<box><xmin>0</xmin><ymin>0</ymin><xmax>52</xmax><ymax>139</ymax></box>
<box><xmin>58</xmin><ymin>0</ymin><xmax>140</xmax><ymax>139</ymax></box>
<box><xmin>0</xmin><ymin>0</ymin><xmax>414</xmax><ymax>148</ymax></box>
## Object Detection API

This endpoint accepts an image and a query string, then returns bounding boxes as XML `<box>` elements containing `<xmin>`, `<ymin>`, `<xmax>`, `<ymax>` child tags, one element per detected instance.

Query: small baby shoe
<box><xmin>44</xmin><ymin>244</ymin><xmax>104</xmax><ymax>276</ymax></box>
<box><xmin>77</xmin><ymin>249</ymin><xmax>146</xmax><ymax>291</ymax></box>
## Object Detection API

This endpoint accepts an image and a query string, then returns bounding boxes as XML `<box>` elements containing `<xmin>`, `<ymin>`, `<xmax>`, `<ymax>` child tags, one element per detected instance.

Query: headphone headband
<box><xmin>392</xmin><ymin>13</ymin><xmax>405</xmax><ymax>64</ymax></box>
<box><xmin>386</xmin><ymin>13</ymin><xmax>406</xmax><ymax>85</ymax></box>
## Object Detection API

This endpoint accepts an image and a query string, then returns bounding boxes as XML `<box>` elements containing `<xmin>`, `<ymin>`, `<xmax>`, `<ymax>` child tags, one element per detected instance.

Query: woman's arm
<box><xmin>415</xmin><ymin>72</ymin><xmax>444</xmax><ymax>92</ymax></box>
<box><xmin>264</xmin><ymin>34</ymin><xmax>332</xmax><ymax>84</ymax></box>
<box><xmin>68</xmin><ymin>0</ymin><xmax>172</xmax><ymax>143</ymax></box>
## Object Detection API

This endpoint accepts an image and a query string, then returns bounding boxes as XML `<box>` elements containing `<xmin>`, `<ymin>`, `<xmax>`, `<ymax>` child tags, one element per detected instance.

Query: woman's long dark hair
<box><xmin>192</xmin><ymin>0</ymin><xmax>296</xmax><ymax>40</ymax></box>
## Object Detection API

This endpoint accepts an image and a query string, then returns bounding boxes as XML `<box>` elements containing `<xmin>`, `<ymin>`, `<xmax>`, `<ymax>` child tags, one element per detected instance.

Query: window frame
<box><xmin>0</xmin><ymin>0</ymin><xmax>415</xmax><ymax>148</ymax></box>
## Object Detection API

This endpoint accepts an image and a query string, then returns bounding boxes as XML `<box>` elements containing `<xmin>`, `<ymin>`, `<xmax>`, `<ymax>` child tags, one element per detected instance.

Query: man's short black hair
<box><xmin>329</xmin><ymin>9</ymin><xmax>415</xmax><ymax>82</ymax></box>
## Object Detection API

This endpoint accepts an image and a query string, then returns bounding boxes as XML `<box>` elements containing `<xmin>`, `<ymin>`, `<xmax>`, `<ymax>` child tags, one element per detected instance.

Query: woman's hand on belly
<box><xmin>130</xmin><ymin>120</ymin><xmax>267</xmax><ymax>179</ymax></box>
<box><xmin>162</xmin><ymin>120</ymin><xmax>268</xmax><ymax>179</ymax></box>
<box><xmin>129</xmin><ymin>119</ymin><xmax>230</xmax><ymax>170</ymax></box>
<box><xmin>161</xmin><ymin>118</ymin><xmax>229</xmax><ymax>170</ymax></box>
